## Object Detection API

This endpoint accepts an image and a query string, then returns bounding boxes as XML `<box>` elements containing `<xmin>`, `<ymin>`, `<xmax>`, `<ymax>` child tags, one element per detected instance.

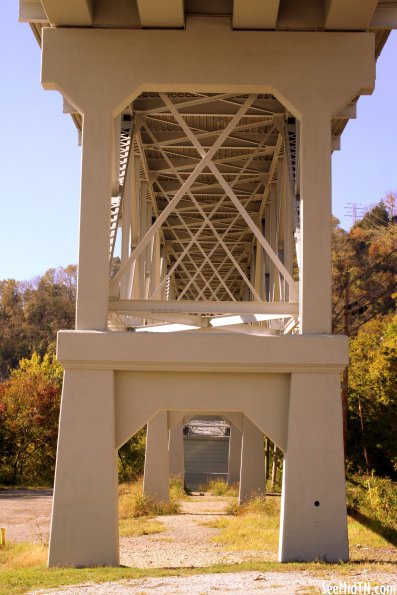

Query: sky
<box><xmin>0</xmin><ymin>3</ymin><xmax>397</xmax><ymax>282</ymax></box>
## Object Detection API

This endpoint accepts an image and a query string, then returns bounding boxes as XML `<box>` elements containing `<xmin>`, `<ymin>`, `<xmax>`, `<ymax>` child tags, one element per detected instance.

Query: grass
<box><xmin>205</xmin><ymin>489</ymin><xmax>396</xmax><ymax>561</ymax></box>
<box><xmin>197</xmin><ymin>478</ymin><xmax>239</xmax><ymax>497</ymax></box>
<box><xmin>1</xmin><ymin>547</ymin><xmax>395</xmax><ymax>595</ymax></box>
<box><xmin>346</xmin><ymin>473</ymin><xmax>397</xmax><ymax>546</ymax></box>
<box><xmin>118</xmin><ymin>477</ymin><xmax>182</xmax><ymax>521</ymax></box>
<box><xmin>1</xmin><ymin>539</ymin><xmax>395</xmax><ymax>595</ymax></box>
<box><xmin>1</xmin><ymin>475</ymin><xmax>395</xmax><ymax>594</ymax></box>
<box><xmin>204</xmin><ymin>496</ymin><xmax>280</xmax><ymax>552</ymax></box>
<box><xmin>119</xmin><ymin>517</ymin><xmax>165</xmax><ymax>538</ymax></box>
<box><xmin>0</xmin><ymin>542</ymin><xmax>48</xmax><ymax>570</ymax></box>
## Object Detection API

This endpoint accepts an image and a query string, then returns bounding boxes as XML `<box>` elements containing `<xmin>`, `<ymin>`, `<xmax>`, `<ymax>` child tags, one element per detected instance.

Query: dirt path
<box><xmin>0</xmin><ymin>489</ymin><xmax>52</xmax><ymax>544</ymax></box>
<box><xmin>0</xmin><ymin>490</ymin><xmax>271</xmax><ymax>566</ymax></box>
<box><xmin>28</xmin><ymin>570</ymin><xmax>397</xmax><ymax>595</ymax></box>
<box><xmin>2</xmin><ymin>490</ymin><xmax>396</xmax><ymax>595</ymax></box>
<box><xmin>120</xmin><ymin>496</ymin><xmax>272</xmax><ymax>568</ymax></box>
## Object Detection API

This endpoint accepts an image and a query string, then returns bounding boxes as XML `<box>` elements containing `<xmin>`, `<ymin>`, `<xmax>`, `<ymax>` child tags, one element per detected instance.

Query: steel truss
<box><xmin>109</xmin><ymin>93</ymin><xmax>300</xmax><ymax>334</ymax></box>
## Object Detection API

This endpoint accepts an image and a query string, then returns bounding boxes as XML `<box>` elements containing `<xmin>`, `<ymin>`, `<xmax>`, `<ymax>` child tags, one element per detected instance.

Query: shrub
<box><xmin>346</xmin><ymin>473</ymin><xmax>397</xmax><ymax>532</ymax></box>
<box><xmin>198</xmin><ymin>478</ymin><xmax>238</xmax><ymax>497</ymax></box>
<box><xmin>119</xmin><ymin>478</ymin><xmax>181</xmax><ymax>519</ymax></box>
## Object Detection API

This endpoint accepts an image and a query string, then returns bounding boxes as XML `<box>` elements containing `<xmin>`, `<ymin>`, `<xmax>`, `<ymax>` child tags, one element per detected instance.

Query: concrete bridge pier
<box><xmin>239</xmin><ymin>416</ymin><xmax>266</xmax><ymax>503</ymax></box>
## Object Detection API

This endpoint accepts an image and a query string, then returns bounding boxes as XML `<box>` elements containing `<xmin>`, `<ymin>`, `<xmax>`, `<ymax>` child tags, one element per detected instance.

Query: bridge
<box><xmin>19</xmin><ymin>0</ymin><xmax>397</xmax><ymax>567</ymax></box>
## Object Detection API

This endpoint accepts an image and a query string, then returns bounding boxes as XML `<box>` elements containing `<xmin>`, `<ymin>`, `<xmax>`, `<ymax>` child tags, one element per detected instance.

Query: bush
<box><xmin>0</xmin><ymin>353</ymin><xmax>62</xmax><ymax>485</ymax></box>
<box><xmin>227</xmin><ymin>494</ymin><xmax>279</xmax><ymax>517</ymax></box>
<box><xmin>118</xmin><ymin>429</ymin><xmax>146</xmax><ymax>483</ymax></box>
<box><xmin>346</xmin><ymin>473</ymin><xmax>397</xmax><ymax>532</ymax></box>
<box><xmin>119</xmin><ymin>478</ymin><xmax>181</xmax><ymax>519</ymax></box>
<box><xmin>198</xmin><ymin>478</ymin><xmax>238</xmax><ymax>497</ymax></box>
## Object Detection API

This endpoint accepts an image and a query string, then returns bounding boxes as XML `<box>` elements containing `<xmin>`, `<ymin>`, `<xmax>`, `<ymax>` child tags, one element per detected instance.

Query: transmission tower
<box><xmin>344</xmin><ymin>202</ymin><xmax>365</xmax><ymax>225</ymax></box>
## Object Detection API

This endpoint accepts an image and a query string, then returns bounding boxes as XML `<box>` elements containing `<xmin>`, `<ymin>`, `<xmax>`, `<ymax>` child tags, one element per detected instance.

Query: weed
<box><xmin>0</xmin><ymin>542</ymin><xmax>47</xmax><ymax>570</ymax></box>
<box><xmin>119</xmin><ymin>478</ymin><xmax>181</xmax><ymax>519</ymax></box>
<box><xmin>169</xmin><ymin>476</ymin><xmax>187</xmax><ymax>500</ymax></box>
<box><xmin>197</xmin><ymin>478</ymin><xmax>238</xmax><ymax>497</ymax></box>
<box><xmin>206</xmin><ymin>496</ymin><xmax>280</xmax><ymax>552</ymax></box>
<box><xmin>227</xmin><ymin>494</ymin><xmax>279</xmax><ymax>516</ymax></box>
<box><xmin>119</xmin><ymin>518</ymin><xmax>165</xmax><ymax>538</ymax></box>
<box><xmin>208</xmin><ymin>488</ymin><xmax>395</xmax><ymax>557</ymax></box>
<box><xmin>346</xmin><ymin>473</ymin><xmax>397</xmax><ymax>532</ymax></box>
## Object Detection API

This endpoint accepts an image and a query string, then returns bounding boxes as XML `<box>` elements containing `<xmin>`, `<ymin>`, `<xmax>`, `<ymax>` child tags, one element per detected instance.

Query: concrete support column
<box><xmin>49</xmin><ymin>370</ymin><xmax>118</xmax><ymax>567</ymax></box>
<box><xmin>168</xmin><ymin>422</ymin><xmax>185</xmax><ymax>478</ymax></box>
<box><xmin>76</xmin><ymin>110</ymin><xmax>114</xmax><ymax>330</ymax></box>
<box><xmin>227</xmin><ymin>423</ymin><xmax>242</xmax><ymax>485</ymax></box>
<box><xmin>239</xmin><ymin>416</ymin><xmax>265</xmax><ymax>503</ymax></box>
<box><xmin>299</xmin><ymin>113</ymin><xmax>332</xmax><ymax>333</ymax></box>
<box><xmin>279</xmin><ymin>373</ymin><xmax>348</xmax><ymax>562</ymax></box>
<box><xmin>143</xmin><ymin>410</ymin><xmax>170</xmax><ymax>500</ymax></box>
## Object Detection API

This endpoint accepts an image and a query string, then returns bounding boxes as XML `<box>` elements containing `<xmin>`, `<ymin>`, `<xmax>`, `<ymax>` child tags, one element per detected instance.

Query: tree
<box><xmin>347</xmin><ymin>312</ymin><xmax>397</xmax><ymax>478</ymax></box>
<box><xmin>118</xmin><ymin>429</ymin><xmax>146</xmax><ymax>482</ymax></box>
<box><xmin>0</xmin><ymin>352</ymin><xmax>62</xmax><ymax>485</ymax></box>
<box><xmin>357</xmin><ymin>201</ymin><xmax>390</xmax><ymax>230</ymax></box>
<box><xmin>0</xmin><ymin>279</ymin><xmax>31</xmax><ymax>378</ymax></box>
<box><xmin>332</xmin><ymin>201</ymin><xmax>397</xmax><ymax>336</ymax></box>
<box><xmin>0</xmin><ymin>265</ymin><xmax>76</xmax><ymax>379</ymax></box>
<box><xmin>384</xmin><ymin>191</ymin><xmax>397</xmax><ymax>220</ymax></box>
<box><xmin>23</xmin><ymin>268</ymin><xmax>76</xmax><ymax>355</ymax></box>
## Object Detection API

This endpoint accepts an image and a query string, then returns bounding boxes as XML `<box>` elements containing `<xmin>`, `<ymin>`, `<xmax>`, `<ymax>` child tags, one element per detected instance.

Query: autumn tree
<box><xmin>0</xmin><ymin>265</ymin><xmax>76</xmax><ymax>379</ymax></box>
<box><xmin>347</xmin><ymin>312</ymin><xmax>397</xmax><ymax>478</ymax></box>
<box><xmin>332</xmin><ymin>202</ymin><xmax>397</xmax><ymax>336</ymax></box>
<box><xmin>0</xmin><ymin>352</ymin><xmax>62</xmax><ymax>485</ymax></box>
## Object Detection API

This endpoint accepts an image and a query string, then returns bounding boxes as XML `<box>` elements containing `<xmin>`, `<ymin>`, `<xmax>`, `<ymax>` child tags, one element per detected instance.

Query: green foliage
<box><xmin>207</xmin><ymin>497</ymin><xmax>280</xmax><ymax>552</ymax></box>
<box><xmin>119</xmin><ymin>517</ymin><xmax>165</xmax><ymax>538</ymax></box>
<box><xmin>198</xmin><ymin>478</ymin><xmax>238</xmax><ymax>497</ymax></box>
<box><xmin>169</xmin><ymin>475</ymin><xmax>188</xmax><ymax>500</ymax></box>
<box><xmin>0</xmin><ymin>279</ymin><xmax>31</xmax><ymax>378</ymax></box>
<box><xmin>0</xmin><ymin>266</ymin><xmax>76</xmax><ymax>380</ymax></box>
<box><xmin>347</xmin><ymin>313</ymin><xmax>397</xmax><ymax>477</ymax></box>
<box><xmin>226</xmin><ymin>494</ymin><xmax>278</xmax><ymax>517</ymax></box>
<box><xmin>119</xmin><ymin>478</ymin><xmax>181</xmax><ymax>518</ymax></box>
<box><xmin>356</xmin><ymin>201</ymin><xmax>390</xmax><ymax>230</ymax></box>
<box><xmin>346</xmin><ymin>474</ymin><xmax>397</xmax><ymax>534</ymax></box>
<box><xmin>332</xmin><ymin>201</ymin><xmax>397</xmax><ymax>336</ymax></box>
<box><xmin>118</xmin><ymin>429</ymin><xmax>146</xmax><ymax>483</ymax></box>
<box><xmin>332</xmin><ymin>200</ymin><xmax>397</xmax><ymax>477</ymax></box>
<box><xmin>0</xmin><ymin>353</ymin><xmax>62</xmax><ymax>485</ymax></box>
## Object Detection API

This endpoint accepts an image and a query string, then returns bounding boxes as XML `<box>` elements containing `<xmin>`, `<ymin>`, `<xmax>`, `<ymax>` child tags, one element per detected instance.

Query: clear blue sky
<box><xmin>1</xmin><ymin>3</ymin><xmax>396</xmax><ymax>281</ymax></box>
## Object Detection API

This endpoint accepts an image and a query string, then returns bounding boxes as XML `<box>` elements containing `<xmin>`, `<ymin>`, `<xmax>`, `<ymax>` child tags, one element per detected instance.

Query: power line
<box><xmin>344</xmin><ymin>202</ymin><xmax>365</xmax><ymax>225</ymax></box>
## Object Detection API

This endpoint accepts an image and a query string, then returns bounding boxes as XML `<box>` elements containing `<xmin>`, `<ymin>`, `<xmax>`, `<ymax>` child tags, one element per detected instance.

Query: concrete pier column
<box><xmin>299</xmin><ymin>112</ymin><xmax>332</xmax><ymax>334</ymax></box>
<box><xmin>49</xmin><ymin>369</ymin><xmax>119</xmax><ymax>567</ymax></box>
<box><xmin>76</xmin><ymin>110</ymin><xmax>114</xmax><ymax>330</ymax></box>
<box><xmin>279</xmin><ymin>373</ymin><xmax>348</xmax><ymax>562</ymax></box>
<box><xmin>239</xmin><ymin>416</ymin><xmax>265</xmax><ymax>503</ymax></box>
<box><xmin>143</xmin><ymin>410</ymin><xmax>169</xmax><ymax>500</ymax></box>
<box><xmin>227</xmin><ymin>423</ymin><xmax>242</xmax><ymax>485</ymax></box>
<box><xmin>169</xmin><ymin>422</ymin><xmax>185</xmax><ymax>478</ymax></box>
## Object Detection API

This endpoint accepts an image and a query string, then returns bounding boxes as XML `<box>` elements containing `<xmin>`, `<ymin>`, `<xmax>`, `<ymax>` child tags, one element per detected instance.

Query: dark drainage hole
<box><xmin>314</xmin><ymin>501</ymin><xmax>320</xmax><ymax>507</ymax></box>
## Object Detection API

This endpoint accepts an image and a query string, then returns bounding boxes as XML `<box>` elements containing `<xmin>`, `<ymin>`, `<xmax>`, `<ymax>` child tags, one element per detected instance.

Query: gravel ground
<box><xmin>120</xmin><ymin>496</ymin><xmax>273</xmax><ymax>568</ymax></box>
<box><xmin>2</xmin><ymin>489</ymin><xmax>396</xmax><ymax>595</ymax></box>
<box><xmin>0</xmin><ymin>489</ymin><xmax>52</xmax><ymax>544</ymax></box>
<box><xmin>29</xmin><ymin>570</ymin><xmax>397</xmax><ymax>595</ymax></box>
